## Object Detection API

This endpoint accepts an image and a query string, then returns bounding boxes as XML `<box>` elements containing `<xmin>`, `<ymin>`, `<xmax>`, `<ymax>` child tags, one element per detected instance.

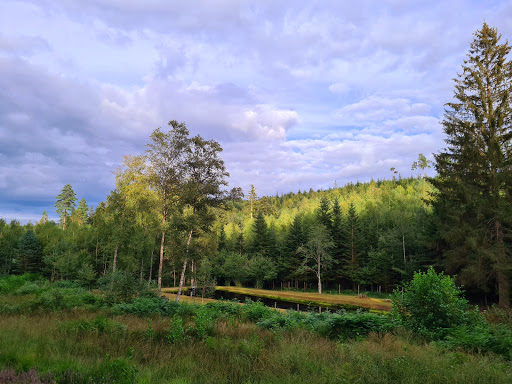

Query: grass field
<box><xmin>2</xmin><ymin>277</ymin><xmax>512</xmax><ymax>383</ymax></box>
<box><xmin>2</xmin><ymin>309</ymin><xmax>512</xmax><ymax>383</ymax></box>
<box><xmin>162</xmin><ymin>286</ymin><xmax>392</xmax><ymax>312</ymax></box>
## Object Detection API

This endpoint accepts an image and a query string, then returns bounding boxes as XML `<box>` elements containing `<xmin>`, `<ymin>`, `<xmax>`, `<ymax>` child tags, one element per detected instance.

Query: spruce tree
<box><xmin>316</xmin><ymin>197</ymin><xmax>332</xmax><ymax>231</ymax></box>
<box><xmin>15</xmin><ymin>230</ymin><xmax>43</xmax><ymax>273</ymax></box>
<box><xmin>433</xmin><ymin>23</ymin><xmax>512</xmax><ymax>307</ymax></box>
<box><xmin>250</xmin><ymin>212</ymin><xmax>268</xmax><ymax>255</ymax></box>
<box><xmin>343</xmin><ymin>202</ymin><xmax>361</xmax><ymax>288</ymax></box>
<box><xmin>331</xmin><ymin>197</ymin><xmax>344</xmax><ymax>270</ymax></box>
<box><xmin>281</xmin><ymin>213</ymin><xmax>305</xmax><ymax>280</ymax></box>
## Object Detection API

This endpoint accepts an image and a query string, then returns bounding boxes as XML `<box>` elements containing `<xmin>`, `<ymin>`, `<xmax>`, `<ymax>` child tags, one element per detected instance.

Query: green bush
<box><xmin>0</xmin><ymin>274</ymin><xmax>42</xmax><ymax>294</ymax></box>
<box><xmin>97</xmin><ymin>271</ymin><xmax>138</xmax><ymax>304</ymax></box>
<box><xmin>112</xmin><ymin>297</ymin><xmax>193</xmax><ymax>317</ymax></box>
<box><xmin>37</xmin><ymin>287</ymin><xmax>97</xmax><ymax>310</ymax></box>
<box><xmin>257</xmin><ymin>309</ymin><xmax>394</xmax><ymax>340</ymax></box>
<box><xmin>243</xmin><ymin>299</ymin><xmax>274</xmax><ymax>322</ymax></box>
<box><xmin>193</xmin><ymin>307</ymin><xmax>215</xmax><ymax>340</ymax></box>
<box><xmin>392</xmin><ymin>267</ymin><xmax>472</xmax><ymax>338</ymax></box>
<box><xmin>166</xmin><ymin>314</ymin><xmax>185</xmax><ymax>343</ymax></box>
<box><xmin>92</xmin><ymin>349</ymin><xmax>138</xmax><ymax>384</ymax></box>
<box><xmin>14</xmin><ymin>281</ymin><xmax>49</xmax><ymax>295</ymax></box>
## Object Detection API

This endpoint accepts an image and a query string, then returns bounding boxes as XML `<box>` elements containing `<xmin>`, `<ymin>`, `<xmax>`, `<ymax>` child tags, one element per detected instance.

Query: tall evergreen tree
<box><xmin>281</xmin><ymin>214</ymin><xmax>305</xmax><ymax>281</ymax></box>
<box><xmin>55</xmin><ymin>184</ymin><xmax>77</xmax><ymax>230</ymax></box>
<box><xmin>316</xmin><ymin>197</ymin><xmax>332</xmax><ymax>231</ymax></box>
<box><xmin>75</xmin><ymin>198</ymin><xmax>89</xmax><ymax>226</ymax></box>
<box><xmin>330</xmin><ymin>197</ymin><xmax>344</xmax><ymax>271</ymax></box>
<box><xmin>15</xmin><ymin>230</ymin><xmax>43</xmax><ymax>273</ymax></box>
<box><xmin>433</xmin><ymin>23</ymin><xmax>512</xmax><ymax>307</ymax></box>
<box><xmin>343</xmin><ymin>202</ymin><xmax>362</xmax><ymax>288</ymax></box>
<box><xmin>250</xmin><ymin>212</ymin><xmax>268</xmax><ymax>255</ymax></box>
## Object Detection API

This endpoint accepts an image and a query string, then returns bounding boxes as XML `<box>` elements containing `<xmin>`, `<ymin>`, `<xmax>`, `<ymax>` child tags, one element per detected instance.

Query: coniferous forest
<box><xmin>1</xmin><ymin>23</ymin><xmax>512</xmax><ymax>308</ymax></box>
<box><xmin>3</xmin><ymin>22</ymin><xmax>512</xmax><ymax>383</ymax></box>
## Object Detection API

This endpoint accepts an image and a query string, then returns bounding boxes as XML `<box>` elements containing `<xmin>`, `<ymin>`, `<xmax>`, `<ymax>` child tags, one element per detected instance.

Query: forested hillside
<box><xmin>0</xmin><ymin>176</ymin><xmax>437</xmax><ymax>297</ymax></box>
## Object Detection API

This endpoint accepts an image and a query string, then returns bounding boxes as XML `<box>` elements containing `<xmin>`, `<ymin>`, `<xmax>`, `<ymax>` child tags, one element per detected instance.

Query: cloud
<box><xmin>0</xmin><ymin>0</ymin><xmax>511</xmax><ymax>223</ymax></box>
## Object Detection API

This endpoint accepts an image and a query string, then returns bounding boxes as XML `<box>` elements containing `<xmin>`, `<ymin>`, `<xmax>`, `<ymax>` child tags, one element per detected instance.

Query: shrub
<box><xmin>97</xmin><ymin>271</ymin><xmax>138</xmax><ymax>304</ymax></box>
<box><xmin>14</xmin><ymin>281</ymin><xmax>49</xmax><ymax>295</ymax></box>
<box><xmin>193</xmin><ymin>307</ymin><xmax>215</xmax><ymax>340</ymax></box>
<box><xmin>37</xmin><ymin>287</ymin><xmax>97</xmax><ymax>310</ymax></box>
<box><xmin>112</xmin><ymin>297</ymin><xmax>188</xmax><ymax>317</ymax></box>
<box><xmin>392</xmin><ymin>267</ymin><xmax>471</xmax><ymax>337</ymax></box>
<box><xmin>257</xmin><ymin>309</ymin><xmax>394</xmax><ymax>340</ymax></box>
<box><xmin>0</xmin><ymin>274</ymin><xmax>42</xmax><ymax>294</ymax></box>
<box><xmin>243</xmin><ymin>299</ymin><xmax>274</xmax><ymax>322</ymax></box>
<box><xmin>92</xmin><ymin>349</ymin><xmax>138</xmax><ymax>384</ymax></box>
<box><xmin>166</xmin><ymin>314</ymin><xmax>185</xmax><ymax>343</ymax></box>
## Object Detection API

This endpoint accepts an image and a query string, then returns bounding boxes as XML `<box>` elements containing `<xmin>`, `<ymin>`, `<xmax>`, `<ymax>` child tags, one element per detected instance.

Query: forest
<box><xmin>1</xmin><ymin>22</ymin><xmax>512</xmax><ymax>383</ymax></box>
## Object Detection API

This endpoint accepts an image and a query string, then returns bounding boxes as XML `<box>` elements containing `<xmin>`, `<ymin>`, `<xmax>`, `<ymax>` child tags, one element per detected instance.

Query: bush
<box><xmin>112</xmin><ymin>297</ymin><xmax>193</xmax><ymax>317</ymax></box>
<box><xmin>92</xmin><ymin>349</ymin><xmax>138</xmax><ymax>384</ymax></box>
<box><xmin>37</xmin><ymin>287</ymin><xmax>98</xmax><ymax>310</ymax></box>
<box><xmin>257</xmin><ymin>309</ymin><xmax>394</xmax><ymax>340</ymax></box>
<box><xmin>243</xmin><ymin>299</ymin><xmax>274</xmax><ymax>322</ymax></box>
<box><xmin>97</xmin><ymin>271</ymin><xmax>138</xmax><ymax>304</ymax></box>
<box><xmin>440</xmin><ymin>323</ymin><xmax>512</xmax><ymax>359</ymax></box>
<box><xmin>0</xmin><ymin>274</ymin><xmax>42</xmax><ymax>294</ymax></box>
<box><xmin>392</xmin><ymin>267</ymin><xmax>472</xmax><ymax>338</ymax></box>
<box><xmin>166</xmin><ymin>314</ymin><xmax>185</xmax><ymax>343</ymax></box>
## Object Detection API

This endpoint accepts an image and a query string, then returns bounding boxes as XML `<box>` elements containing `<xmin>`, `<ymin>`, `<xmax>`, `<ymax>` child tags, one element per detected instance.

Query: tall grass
<box><xmin>2</xmin><ymin>277</ymin><xmax>512</xmax><ymax>383</ymax></box>
<box><xmin>1</xmin><ymin>309</ymin><xmax>512</xmax><ymax>383</ymax></box>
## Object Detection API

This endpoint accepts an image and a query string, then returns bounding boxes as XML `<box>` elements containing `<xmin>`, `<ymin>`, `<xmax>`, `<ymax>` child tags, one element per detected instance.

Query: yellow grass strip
<box><xmin>160</xmin><ymin>292</ymin><xmax>217</xmax><ymax>304</ymax></box>
<box><xmin>215</xmin><ymin>286</ymin><xmax>392</xmax><ymax>312</ymax></box>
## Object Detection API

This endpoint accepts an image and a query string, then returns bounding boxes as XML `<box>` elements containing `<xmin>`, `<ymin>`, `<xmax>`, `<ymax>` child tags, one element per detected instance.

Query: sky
<box><xmin>1</xmin><ymin>0</ymin><xmax>511</xmax><ymax>223</ymax></box>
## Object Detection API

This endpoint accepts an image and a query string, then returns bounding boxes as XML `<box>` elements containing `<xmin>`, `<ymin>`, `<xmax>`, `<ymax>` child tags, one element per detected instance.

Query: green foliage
<box><xmin>432</xmin><ymin>22</ymin><xmax>512</xmax><ymax>307</ymax></box>
<box><xmin>112</xmin><ymin>297</ymin><xmax>183</xmax><ymax>317</ymax></box>
<box><xmin>55</xmin><ymin>184</ymin><xmax>77</xmax><ymax>229</ymax></box>
<box><xmin>97</xmin><ymin>271</ymin><xmax>139</xmax><ymax>304</ymax></box>
<box><xmin>440</xmin><ymin>323</ymin><xmax>512</xmax><ymax>359</ymax></box>
<box><xmin>257</xmin><ymin>309</ymin><xmax>394</xmax><ymax>340</ymax></box>
<box><xmin>59</xmin><ymin>316</ymin><xmax>127</xmax><ymax>335</ymax></box>
<box><xmin>36</xmin><ymin>287</ymin><xmax>98</xmax><ymax>310</ymax></box>
<box><xmin>0</xmin><ymin>274</ymin><xmax>42</xmax><ymax>294</ymax></box>
<box><xmin>392</xmin><ymin>267</ymin><xmax>471</xmax><ymax>337</ymax></box>
<box><xmin>166</xmin><ymin>314</ymin><xmax>185</xmax><ymax>343</ymax></box>
<box><xmin>193</xmin><ymin>306</ymin><xmax>215</xmax><ymax>340</ymax></box>
<box><xmin>14</xmin><ymin>230</ymin><xmax>43</xmax><ymax>274</ymax></box>
<box><xmin>243</xmin><ymin>299</ymin><xmax>274</xmax><ymax>322</ymax></box>
<box><xmin>94</xmin><ymin>349</ymin><xmax>138</xmax><ymax>384</ymax></box>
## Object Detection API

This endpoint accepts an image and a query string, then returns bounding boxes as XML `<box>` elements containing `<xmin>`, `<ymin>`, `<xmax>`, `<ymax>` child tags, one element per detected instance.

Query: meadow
<box><xmin>1</xmin><ymin>274</ymin><xmax>512</xmax><ymax>383</ymax></box>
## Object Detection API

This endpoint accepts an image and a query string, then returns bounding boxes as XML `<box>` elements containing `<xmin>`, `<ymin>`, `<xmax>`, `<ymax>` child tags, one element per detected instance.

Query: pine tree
<box><xmin>75</xmin><ymin>198</ymin><xmax>89</xmax><ymax>226</ymax></box>
<box><xmin>248</xmin><ymin>185</ymin><xmax>257</xmax><ymax>219</ymax></box>
<box><xmin>55</xmin><ymin>184</ymin><xmax>77</xmax><ymax>230</ymax></box>
<box><xmin>433</xmin><ymin>23</ymin><xmax>512</xmax><ymax>307</ymax></box>
<box><xmin>39</xmin><ymin>211</ymin><xmax>49</xmax><ymax>226</ymax></box>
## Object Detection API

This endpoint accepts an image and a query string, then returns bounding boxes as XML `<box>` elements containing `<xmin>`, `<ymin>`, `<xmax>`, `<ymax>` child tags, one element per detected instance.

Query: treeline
<box><xmin>215</xmin><ymin>177</ymin><xmax>434</xmax><ymax>293</ymax></box>
<box><xmin>0</xmin><ymin>176</ymin><xmax>435</xmax><ymax>296</ymax></box>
